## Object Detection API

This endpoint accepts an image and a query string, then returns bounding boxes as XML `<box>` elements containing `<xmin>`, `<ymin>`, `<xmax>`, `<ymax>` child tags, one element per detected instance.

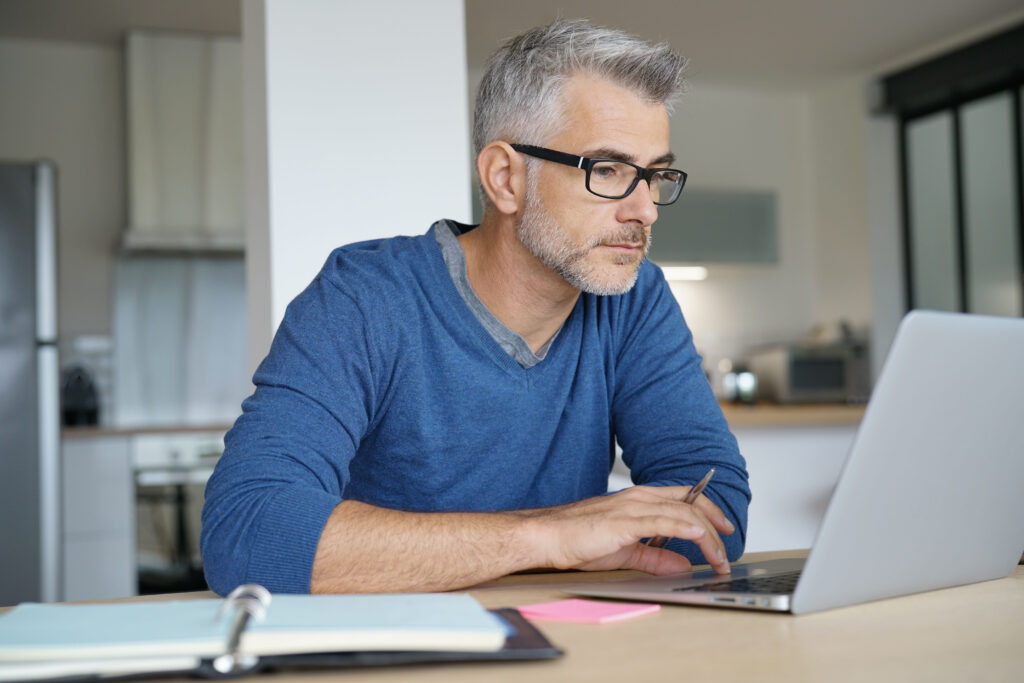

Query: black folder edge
<box><xmin>192</xmin><ymin>608</ymin><xmax>562</xmax><ymax>678</ymax></box>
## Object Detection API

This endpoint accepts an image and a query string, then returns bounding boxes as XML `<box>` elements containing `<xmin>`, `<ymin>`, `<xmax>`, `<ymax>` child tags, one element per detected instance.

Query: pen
<box><xmin>683</xmin><ymin>467</ymin><xmax>715</xmax><ymax>505</ymax></box>
<box><xmin>645</xmin><ymin>467</ymin><xmax>715</xmax><ymax>549</ymax></box>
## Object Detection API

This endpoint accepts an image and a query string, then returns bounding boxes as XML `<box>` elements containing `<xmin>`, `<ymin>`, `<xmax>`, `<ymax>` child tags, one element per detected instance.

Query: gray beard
<box><xmin>516</xmin><ymin>190</ymin><xmax>650</xmax><ymax>296</ymax></box>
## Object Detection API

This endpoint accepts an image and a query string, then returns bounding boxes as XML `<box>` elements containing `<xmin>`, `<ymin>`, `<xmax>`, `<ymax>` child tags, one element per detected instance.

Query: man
<box><xmin>201</xmin><ymin>19</ymin><xmax>750</xmax><ymax>596</ymax></box>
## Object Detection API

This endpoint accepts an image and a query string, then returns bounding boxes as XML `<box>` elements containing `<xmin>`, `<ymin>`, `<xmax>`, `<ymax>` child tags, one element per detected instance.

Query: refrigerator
<box><xmin>0</xmin><ymin>161</ymin><xmax>61</xmax><ymax>604</ymax></box>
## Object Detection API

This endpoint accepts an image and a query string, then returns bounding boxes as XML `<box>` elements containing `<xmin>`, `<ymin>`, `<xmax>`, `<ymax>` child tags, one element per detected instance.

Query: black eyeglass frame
<box><xmin>510</xmin><ymin>143</ymin><xmax>688</xmax><ymax>206</ymax></box>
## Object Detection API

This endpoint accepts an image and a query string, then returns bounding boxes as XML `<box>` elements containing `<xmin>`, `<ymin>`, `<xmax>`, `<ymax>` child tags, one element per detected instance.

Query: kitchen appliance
<box><xmin>61</xmin><ymin>364</ymin><xmax>99</xmax><ymax>425</ymax></box>
<box><xmin>718</xmin><ymin>360</ymin><xmax>759</xmax><ymax>404</ymax></box>
<box><xmin>746</xmin><ymin>341</ymin><xmax>869</xmax><ymax>404</ymax></box>
<box><xmin>0</xmin><ymin>161</ymin><xmax>61</xmax><ymax>604</ymax></box>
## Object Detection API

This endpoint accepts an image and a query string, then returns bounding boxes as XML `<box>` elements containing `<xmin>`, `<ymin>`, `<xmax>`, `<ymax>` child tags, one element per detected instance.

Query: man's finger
<box><xmin>628</xmin><ymin>544</ymin><xmax>694</xmax><ymax>575</ymax></box>
<box><xmin>656</xmin><ymin>506</ymin><xmax>730</xmax><ymax>574</ymax></box>
<box><xmin>693</xmin><ymin>495</ymin><xmax>736</xmax><ymax>535</ymax></box>
<box><xmin>634</xmin><ymin>485</ymin><xmax>734</xmax><ymax>535</ymax></box>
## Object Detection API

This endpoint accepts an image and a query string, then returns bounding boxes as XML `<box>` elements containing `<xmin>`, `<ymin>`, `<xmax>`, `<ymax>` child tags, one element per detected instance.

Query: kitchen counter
<box><xmin>62</xmin><ymin>424</ymin><xmax>233</xmax><ymax>439</ymax></box>
<box><xmin>63</xmin><ymin>406</ymin><xmax>863</xmax><ymax>437</ymax></box>
<box><xmin>62</xmin><ymin>408</ymin><xmax>865</xmax><ymax>437</ymax></box>
<box><xmin>720</xmin><ymin>401</ymin><xmax>865</xmax><ymax>428</ymax></box>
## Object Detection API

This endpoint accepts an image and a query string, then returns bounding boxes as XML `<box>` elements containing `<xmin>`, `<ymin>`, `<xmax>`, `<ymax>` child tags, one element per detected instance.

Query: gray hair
<box><xmin>472</xmin><ymin>19</ymin><xmax>687</xmax><ymax>158</ymax></box>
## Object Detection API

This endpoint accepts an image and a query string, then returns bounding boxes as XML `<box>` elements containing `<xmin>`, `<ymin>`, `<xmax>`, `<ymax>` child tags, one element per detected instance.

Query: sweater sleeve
<box><xmin>610</xmin><ymin>263</ymin><xmax>751</xmax><ymax>563</ymax></box>
<box><xmin>200</xmin><ymin>264</ymin><xmax>387</xmax><ymax>595</ymax></box>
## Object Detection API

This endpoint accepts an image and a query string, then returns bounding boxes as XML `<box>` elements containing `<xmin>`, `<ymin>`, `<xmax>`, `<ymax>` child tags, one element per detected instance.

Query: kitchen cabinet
<box><xmin>124</xmin><ymin>31</ymin><xmax>243</xmax><ymax>252</ymax></box>
<box><xmin>607</xmin><ymin>405</ymin><xmax>861</xmax><ymax>554</ymax></box>
<box><xmin>61</xmin><ymin>435</ymin><xmax>136</xmax><ymax>601</ymax></box>
<box><xmin>60</xmin><ymin>428</ymin><xmax>227</xmax><ymax>601</ymax></box>
<box><xmin>648</xmin><ymin>189</ymin><xmax>778</xmax><ymax>264</ymax></box>
<box><xmin>736</xmin><ymin>424</ymin><xmax>856</xmax><ymax>552</ymax></box>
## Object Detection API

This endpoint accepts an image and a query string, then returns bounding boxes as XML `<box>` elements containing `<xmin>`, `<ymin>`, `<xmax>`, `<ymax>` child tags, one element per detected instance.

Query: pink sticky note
<box><xmin>518</xmin><ymin>598</ymin><xmax>660</xmax><ymax>624</ymax></box>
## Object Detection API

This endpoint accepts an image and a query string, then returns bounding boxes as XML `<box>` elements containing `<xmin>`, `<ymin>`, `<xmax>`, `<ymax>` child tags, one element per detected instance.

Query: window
<box><xmin>879</xmin><ymin>23</ymin><xmax>1024</xmax><ymax>316</ymax></box>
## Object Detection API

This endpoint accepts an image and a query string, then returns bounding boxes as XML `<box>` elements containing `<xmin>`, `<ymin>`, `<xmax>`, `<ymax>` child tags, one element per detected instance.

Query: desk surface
<box><xmin>9</xmin><ymin>550</ymin><xmax>1023</xmax><ymax>682</ymax></box>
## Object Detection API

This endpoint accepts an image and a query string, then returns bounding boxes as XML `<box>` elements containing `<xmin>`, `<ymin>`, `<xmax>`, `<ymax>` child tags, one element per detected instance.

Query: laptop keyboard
<box><xmin>674</xmin><ymin>570</ymin><xmax>803</xmax><ymax>595</ymax></box>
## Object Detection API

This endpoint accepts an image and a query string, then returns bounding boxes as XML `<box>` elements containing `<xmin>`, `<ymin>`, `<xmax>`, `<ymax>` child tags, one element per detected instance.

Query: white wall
<box><xmin>866</xmin><ymin>115</ymin><xmax>905</xmax><ymax>381</ymax></box>
<box><xmin>667</xmin><ymin>83</ymin><xmax>820</xmax><ymax>364</ymax></box>
<box><xmin>244</xmin><ymin>0</ymin><xmax>473</xmax><ymax>373</ymax></box>
<box><xmin>0</xmin><ymin>38</ymin><xmax>124</xmax><ymax>339</ymax></box>
<box><xmin>808</xmin><ymin>76</ymin><xmax>873</xmax><ymax>331</ymax></box>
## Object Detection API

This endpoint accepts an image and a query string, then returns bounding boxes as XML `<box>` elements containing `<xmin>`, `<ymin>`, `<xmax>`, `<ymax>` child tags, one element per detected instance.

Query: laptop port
<box><xmin>712</xmin><ymin>597</ymin><xmax>736</xmax><ymax>603</ymax></box>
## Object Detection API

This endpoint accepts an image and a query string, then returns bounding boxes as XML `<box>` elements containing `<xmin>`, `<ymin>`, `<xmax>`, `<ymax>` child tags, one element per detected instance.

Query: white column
<box><xmin>867</xmin><ymin>114</ymin><xmax>904</xmax><ymax>382</ymax></box>
<box><xmin>243</xmin><ymin>0</ymin><xmax>472</xmax><ymax>374</ymax></box>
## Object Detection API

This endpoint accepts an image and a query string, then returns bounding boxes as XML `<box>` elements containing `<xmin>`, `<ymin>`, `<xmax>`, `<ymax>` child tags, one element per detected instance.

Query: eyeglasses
<box><xmin>510</xmin><ymin>143</ymin><xmax>687</xmax><ymax>206</ymax></box>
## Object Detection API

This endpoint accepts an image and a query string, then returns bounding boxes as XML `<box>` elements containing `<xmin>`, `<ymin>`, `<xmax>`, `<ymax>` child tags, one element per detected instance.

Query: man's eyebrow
<box><xmin>586</xmin><ymin>148</ymin><xmax>676</xmax><ymax>167</ymax></box>
<box><xmin>652</xmin><ymin>152</ymin><xmax>676</xmax><ymax>167</ymax></box>
<box><xmin>586</xmin><ymin>147</ymin><xmax>637</xmax><ymax>163</ymax></box>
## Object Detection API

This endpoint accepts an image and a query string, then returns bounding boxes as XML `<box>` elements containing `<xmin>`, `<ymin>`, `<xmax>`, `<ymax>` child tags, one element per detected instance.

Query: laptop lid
<box><xmin>568</xmin><ymin>311</ymin><xmax>1024</xmax><ymax>614</ymax></box>
<box><xmin>790</xmin><ymin>310</ymin><xmax>1024</xmax><ymax>613</ymax></box>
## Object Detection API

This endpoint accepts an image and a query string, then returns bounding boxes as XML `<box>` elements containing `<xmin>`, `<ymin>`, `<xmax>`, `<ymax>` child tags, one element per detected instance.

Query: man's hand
<box><xmin>520</xmin><ymin>485</ymin><xmax>734</xmax><ymax>576</ymax></box>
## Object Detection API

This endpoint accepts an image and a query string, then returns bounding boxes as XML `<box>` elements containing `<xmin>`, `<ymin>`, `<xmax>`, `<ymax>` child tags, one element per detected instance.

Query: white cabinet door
<box><xmin>738</xmin><ymin>425</ymin><xmax>856</xmax><ymax>553</ymax></box>
<box><xmin>607</xmin><ymin>423</ymin><xmax>857</xmax><ymax>554</ymax></box>
<box><xmin>61</xmin><ymin>437</ymin><xmax>136</xmax><ymax>600</ymax></box>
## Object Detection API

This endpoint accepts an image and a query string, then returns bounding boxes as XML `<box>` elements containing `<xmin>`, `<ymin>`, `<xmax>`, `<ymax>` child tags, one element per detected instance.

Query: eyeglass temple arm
<box><xmin>510</xmin><ymin>144</ymin><xmax>585</xmax><ymax>169</ymax></box>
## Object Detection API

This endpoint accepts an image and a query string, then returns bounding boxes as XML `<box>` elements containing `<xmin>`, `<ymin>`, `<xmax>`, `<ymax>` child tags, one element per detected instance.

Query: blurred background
<box><xmin>1</xmin><ymin>0</ymin><xmax>1021</xmax><ymax>604</ymax></box>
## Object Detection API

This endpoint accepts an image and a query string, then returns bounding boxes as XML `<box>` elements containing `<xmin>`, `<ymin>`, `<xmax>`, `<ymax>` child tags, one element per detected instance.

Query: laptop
<box><xmin>571</xmin><ymin>310</ymin><xmax>1024</xmax><ymax>614</ymax></box>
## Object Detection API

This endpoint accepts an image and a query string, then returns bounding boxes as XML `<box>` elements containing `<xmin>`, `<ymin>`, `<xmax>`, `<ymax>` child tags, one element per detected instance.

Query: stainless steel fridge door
<box><xmin>0</xmin><ymin>161</ymin><xmax>60</xmax><ymax>604</ymax></box>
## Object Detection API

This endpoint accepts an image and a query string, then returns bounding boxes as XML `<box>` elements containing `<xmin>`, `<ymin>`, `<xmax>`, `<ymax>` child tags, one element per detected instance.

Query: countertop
<box><xmin>61</xmin><ymin>424</ymin><xmax>233</xmax><ymax>439</ymax></box>
<box><xmin>720</xmin><ymin>401</ymin><xmax>865</xmax><ymax>428</ymax></box>
<box><xmin>61</xmin><ymin>405</ymin><xmax>863</xmax><ymax>439</ymax></box>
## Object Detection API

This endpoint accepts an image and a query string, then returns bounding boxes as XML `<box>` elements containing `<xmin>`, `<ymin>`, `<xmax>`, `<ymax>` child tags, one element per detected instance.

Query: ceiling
<box><xmin>465</xmin><ymin>0</ymin><xmax>1024</xmax><ymax>88</ymax></box>
<box><xmin>0</xmin><ymin>0</ymin><xmax>1022</xmax><ymax>89</ymax></box>
<box><xmin>0</xmin><ymin>0</ymin><xmax>240</xmax><ymax>44</ymax></box>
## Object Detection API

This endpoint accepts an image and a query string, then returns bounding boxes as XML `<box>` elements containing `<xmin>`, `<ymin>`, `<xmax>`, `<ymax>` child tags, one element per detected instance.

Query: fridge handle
<box><xmin>35</xmin><ymin>162</ymin><xmax>57</xmax><ymax>342</ymax></box>
<box><xmin>37</xmin><ymin>346</ymin><xmax>61</xmax><ymax>602</ymax></box>
<box><xmin>36</xmin><ymin>161</ymin><xmax>61</xmax><ymax>602</ymax></box>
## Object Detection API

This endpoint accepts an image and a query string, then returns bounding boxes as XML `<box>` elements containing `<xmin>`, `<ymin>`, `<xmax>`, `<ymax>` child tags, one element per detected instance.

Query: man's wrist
<box><xmin>505</xmin><ymin>511</ymin><xmax>555</xmax><ymax>572</ymax></box>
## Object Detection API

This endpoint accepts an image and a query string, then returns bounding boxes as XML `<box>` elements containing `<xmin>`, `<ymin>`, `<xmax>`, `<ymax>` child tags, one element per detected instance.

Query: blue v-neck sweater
<box><xmin>201</xmin><ymin>222</ymin><xmax>750</xmax><ymax>595</ymax></box>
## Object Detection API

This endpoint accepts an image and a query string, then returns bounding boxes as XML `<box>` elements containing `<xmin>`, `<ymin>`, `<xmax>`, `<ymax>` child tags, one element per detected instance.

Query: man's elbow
<box><xmin>725</xmin><ymin>533</ymin><xmax>745</xmax><ymax>562</ymax></box>
<box><xmin>200</xmin><ymin>518</ymin><xmax>251</xmax><ymax>597</ymax></box>
<box><xmin>202</xmin><ymin>556</ymin><xmax>242</xmax><ymax>597</ymax></box>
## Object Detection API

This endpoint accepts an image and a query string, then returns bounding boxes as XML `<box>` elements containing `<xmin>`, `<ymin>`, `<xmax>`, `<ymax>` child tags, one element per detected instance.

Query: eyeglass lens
<box><xmin>588</xmin><ymin>161</ymin><xmax>683</xmax><ymax>204</ymax></box>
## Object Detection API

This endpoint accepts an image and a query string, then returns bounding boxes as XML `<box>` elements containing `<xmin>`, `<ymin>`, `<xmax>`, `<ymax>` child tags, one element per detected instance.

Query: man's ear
<box><xmin>477</xmin><ymin>142</ymin><xmax>525</xmax><ymax>216</ymax></box>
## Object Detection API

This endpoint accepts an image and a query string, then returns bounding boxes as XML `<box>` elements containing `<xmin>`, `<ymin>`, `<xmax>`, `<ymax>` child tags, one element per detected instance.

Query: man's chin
<box><xmin>571</xmin><ymin>261</ymin><xmax>643</xmax><ymax>296</ymax></box>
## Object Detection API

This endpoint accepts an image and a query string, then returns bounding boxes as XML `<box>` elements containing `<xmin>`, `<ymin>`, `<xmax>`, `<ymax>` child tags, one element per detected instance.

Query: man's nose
<box><xmin>616</xmin><ymin>178</ymin><xmax>659</xmax><ymax>226</ymax></box>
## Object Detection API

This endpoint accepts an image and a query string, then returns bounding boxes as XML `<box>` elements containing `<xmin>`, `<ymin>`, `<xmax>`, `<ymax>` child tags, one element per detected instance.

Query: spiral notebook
<box><xmin>0</xmin><ymin>585</ymin><xmax>559</xmax><ymax>681</ymax></box>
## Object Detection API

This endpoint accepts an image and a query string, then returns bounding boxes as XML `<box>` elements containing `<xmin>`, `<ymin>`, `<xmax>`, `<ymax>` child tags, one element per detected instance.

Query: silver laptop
<box><xmin>571</xmin><ymin>311</ymin><xmax>1024</xmax><ymax>614</ymax></box>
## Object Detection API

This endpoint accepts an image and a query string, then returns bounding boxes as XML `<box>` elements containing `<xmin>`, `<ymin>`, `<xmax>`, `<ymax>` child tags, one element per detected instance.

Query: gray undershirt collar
<box><xmin>434</xmin><ymin>220</ymin><xmax>559</xmax><ymax>369</ymax></box>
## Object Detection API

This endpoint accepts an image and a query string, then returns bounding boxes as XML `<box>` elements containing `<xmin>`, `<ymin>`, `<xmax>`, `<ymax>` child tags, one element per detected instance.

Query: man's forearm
<box><xmin>311</xmin><ymin>486</ymin><xmax>735</xmax><ymax>594</ymax></box>
<box><xmin>310</xmin><ymin>500</ymin><xmax>539</xmax><ymax>593</ymax></box>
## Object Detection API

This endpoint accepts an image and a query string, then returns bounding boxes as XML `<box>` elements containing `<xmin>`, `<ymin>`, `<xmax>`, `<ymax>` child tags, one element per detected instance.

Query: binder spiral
<box><xmin>209</xmin><ymin>584</ymin><xmax>272</xmax><ymax>676</ymax></box>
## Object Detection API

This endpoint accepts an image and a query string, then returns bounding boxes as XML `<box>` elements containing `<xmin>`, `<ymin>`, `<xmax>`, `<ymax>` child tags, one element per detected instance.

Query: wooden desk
<box><xmin>7</xmin><ymin>551</ymin><xmax>1023</xmax><ymax>681</ymax></box>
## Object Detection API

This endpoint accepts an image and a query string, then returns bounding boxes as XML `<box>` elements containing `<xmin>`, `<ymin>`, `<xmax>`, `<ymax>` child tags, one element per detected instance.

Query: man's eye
<box><xmin>593</xmin><ymin>165</ymin><xmax>618</xmax><ymax>178</ymax></box>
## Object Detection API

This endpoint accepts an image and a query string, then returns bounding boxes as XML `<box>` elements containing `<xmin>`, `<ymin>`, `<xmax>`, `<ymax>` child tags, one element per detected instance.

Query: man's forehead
<box><xmin>553</xmin><ymin>75</ymin><xmax>673</xmax><ymax>164</ymax></box>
